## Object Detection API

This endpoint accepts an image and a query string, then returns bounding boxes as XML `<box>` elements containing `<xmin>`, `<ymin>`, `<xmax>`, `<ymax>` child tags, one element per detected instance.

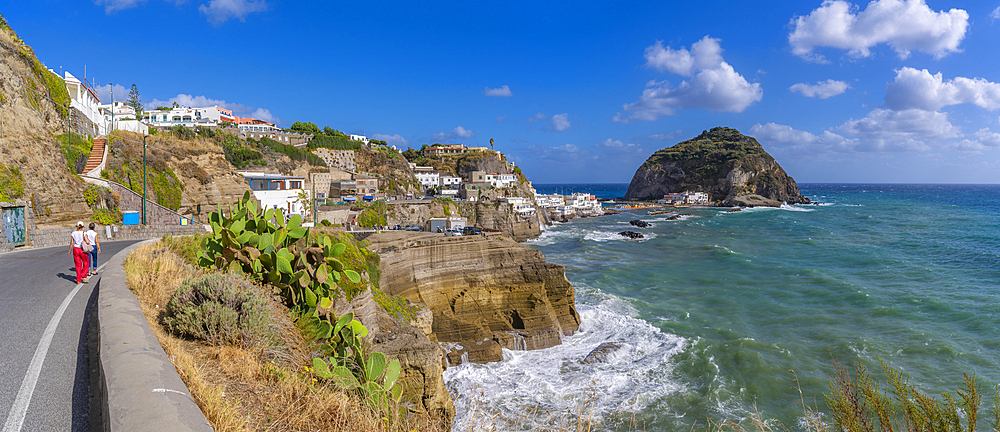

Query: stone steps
<box><xmin>84</xmin><ymin>137</ymin><xmax>106</xmax><ymax>174</ymax></box>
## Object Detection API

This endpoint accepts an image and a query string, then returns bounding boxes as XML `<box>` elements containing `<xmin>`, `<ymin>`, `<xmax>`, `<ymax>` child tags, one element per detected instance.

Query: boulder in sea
<box><xmin>629</xmin><ymin>219</ymin><xmax>650</xmax><ymax>228</ymax></box>
<box><xmin>618</xmin><ymin>231</ymin><xmax>643</xmax><ymax>239</ymax></box>
<box><xmin>582</xmin><ymin>342</ymin><xmax>623</xmax><ymax>364</ymax></box>
<box><xmin>726</xmin><ymin>207</ymin><xmax>743</xmax><ymax>213</ymax></box>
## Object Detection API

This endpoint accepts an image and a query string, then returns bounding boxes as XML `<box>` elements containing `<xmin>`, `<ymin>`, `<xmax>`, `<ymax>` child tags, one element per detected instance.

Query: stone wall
<box><xmin>314</xmin><ymin>148</ymin><xmax>356</xmax><ymax>171</ymax></box>
<box><xmin>82</xmin><ymin>176</ymin><xmax>189</xmax><ymax>226</ymax></box>
<box><xmin>26</xmin><ymin>224</ymin><xmax>207</xmax><ymax>250</ymax></box>
<box><xmin>69</xmin><ymin>106</ymin><xmax>99</xmax><ymax>138</ymax></box>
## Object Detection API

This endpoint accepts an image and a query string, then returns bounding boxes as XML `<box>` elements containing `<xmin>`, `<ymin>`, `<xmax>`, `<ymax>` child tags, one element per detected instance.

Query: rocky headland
<box><xmin>625</xmin><ymin>127</ymin><xmax>809</xmax><ymax>207</ymax></box>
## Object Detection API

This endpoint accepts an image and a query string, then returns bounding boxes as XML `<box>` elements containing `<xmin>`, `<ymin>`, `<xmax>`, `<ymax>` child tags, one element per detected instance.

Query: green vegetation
<box><xmin>161</xmin><ymin>233</ymin><xmax>208</xmax><ymax>265</ymax></box>
<box><xmin>103</xmin><ymin>137</ymin><xmax>185</xmax><ymax>211</ymax></box>
<box><xmin>91</xmin><ymin>208</ymin><xmax>122</xmax><ymax>225</ymax></box>
<box><xmin>220</xmin><ymin>134</ymin><xmax>263</xmax><ymax>169</ymax></box>
<box><xmin>163</xmin><ymin>273</ymin><xmax>277</xmax><ymax>348</ymax></box>
<box><xmin>126</xmin><ymin>84</ymin><xmax>143</xmax><ymax>125</ymax></box>
<box><xmin>308</xmin><ymin>134</ymin><xmax>362</xmax><ymax>151</ymax></box>
<box><xmin>256</xmin><ymin>137</ymin><xmax>326</xmax><ymax>166</ymax></box>
<box><xmin>289</xmin><ymin>121</ymin><xmax>322</xmax><ymax>135</ymax></box>
<box><xmin>357</xmin><ymin>201</ymin><xmax>387</xmax><ymax>228</ymax></box>
<box><xmin>170</xmin><ymin>125</ymin><xmax>196</xmax><ymax>140</ymax></box>
<box><xmin>0</xmin><ymin>164</ymin><xmax>25</xmax><ymax>201</ymax></box>
<box><xmin>311</xmin><ymin>314</ymin><xmax>404</xmax><ymax>418</ymax></box>
<box><xmin>819</xmin><ymin>360</ymin><xmax>1000</xmax><ymax>432</ymax></box>
<box><xmin>55</xmin><ymin>133</ymin><xmax>93</xmax><ymax>172</ymax></box>
<box><xmin>195</xmin><ymin>126</ymin><xmax>216</xmax><ymax>138</ymax></box>
<box><xmin>374</xmin><ymin>145</ymin><xmax>401</xmax><ymax>160</ymax></box>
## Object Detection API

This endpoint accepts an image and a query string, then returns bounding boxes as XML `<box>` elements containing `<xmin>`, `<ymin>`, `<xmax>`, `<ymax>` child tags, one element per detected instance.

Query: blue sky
<box><xmin>7</xmin><ymin>0</ymin><xmax>1000</xmax><ymax>183</ymax></box>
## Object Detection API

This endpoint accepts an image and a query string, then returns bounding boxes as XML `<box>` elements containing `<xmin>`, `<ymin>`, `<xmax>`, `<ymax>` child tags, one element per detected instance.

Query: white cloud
<box><xmin>615</xmin><ymin>36</ymin><xmax>762</xmax><ymax>122</ymax></box>
<box><xmin>551</xmin><ymin>113</ymin><xmax>570</xmax><ymax>131</ymax></box>
<box><xmin>641</xmin><ymin>130</ymin><xmax>685</xmax><ymax>141</ymax></box>
<box><xmin>838</xmin><ymin>108</ymin><xmax>959</xmax><ymax>151</ymax></box>
<box><xmin>750</xmin><ymin>122</ymin><xmax>856</xmax><ymax>153</ymax></box>
<box><xmin>372</xmin><ymin>133</ymin><xmax>410</xmax><ymax>147</ymax></box>
<box><xmin>432</xmin><ymin>126</ymin><xmax>476</xmax><ymax>141</ymax></box>
<box><xmin>95</xmin><ymin>84</ymin><xmax>128</xmax><ymax>103</ymax></box>
<box><xmin>484</xmin><ymin>85</ymin><xmax>513</xmax><ymax>97</ymax></box>
<box><xmin>643</xmin><ymin>37</ymin><xmax>723</xmax><ymax>76</ymax></box>
<box><xmin>884</xmin><ymin>67</ymin><xmax>1000</xmax><ymax>111</ymax></box>
<box><xmin>991</xmin><ymin>7</ymin><xmax>1000</xmax><ymax>20</ymax></box>
<box><xmin>95</xmin><ymin>0</ymin><xmax>145</xmax><ymax>13</ymax></box>
<box><xmin>789</xmin><ymin>79</ymin><xmax>850</xmax><ymax>98</ymax></box>
<box><xmin>948</xmin><ymin>129</ymin><xmax>1000</xmax><ymax>152</ymax></box>
<box><xmin>789</xmin><ymin>0</ymin><xmax>969</xmax><ymax>62</ymax></box>
<box><xmin>249</xmin><ymin>108</ymin><xmax>278</xmax><ymax>124</ymax></box>
<box><xmin>199</xmin><ymin>0</ymin><xmax>268</xmax><ymax>24</ymax></box>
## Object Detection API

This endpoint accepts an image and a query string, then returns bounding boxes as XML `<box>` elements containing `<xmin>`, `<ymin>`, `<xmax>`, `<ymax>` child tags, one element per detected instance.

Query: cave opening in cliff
<box><xmin>510</xmin><ymin>310</ymin><xmax>525</xmax><ymax>330</ymax></box>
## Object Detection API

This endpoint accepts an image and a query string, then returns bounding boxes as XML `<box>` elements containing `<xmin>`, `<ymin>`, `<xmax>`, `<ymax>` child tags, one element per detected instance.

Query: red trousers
<box><xmin>73</xmin><ymin>247</ymin><xmax>90</xmax><ymax>283</ymax></box>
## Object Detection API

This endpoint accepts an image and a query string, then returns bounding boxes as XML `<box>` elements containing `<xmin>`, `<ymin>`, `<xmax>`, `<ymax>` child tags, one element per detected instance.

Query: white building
<box><xmin>568</xmin><ymin>193</ymin><xmax>603</xmax><ymax>216</ymax></box>
<box><xmin>685</xmin><ymin>192</ymin><xmax>710</xmax><ymax>205</ymax></box>
<box><xmin>500</xmin><ymin>197</ymin><xmax>535</xmax><ymax>215</ymax></box>
<box><xmin>100</xmin><ymin>102</ymin><xmax>148</xmax><ymax>134</ymax></box>
<box><xmin>238</xmin><ymin>172</ymin><xmax>310</xmax><ymax>218</ymax></box>
<box><xmin>349</xmin><ymin>134</ymin><xmax>369</xmax><ymax>144</ymax></box>
<box><xmin>63</xmin><ymin>71</ymin><xmax>103</xmax><ymax>134</ymax></box>
<box><xmin>534</xmin><ymin>193</ymin><xmax>565</xmax><ymax>208</ymax></box>
<box><xmin>486</xmin><ymin>173</ymin><xmax>517</xmax><ymax>188</ymax></box>
<box><xmin>415</xmin><ymin>171</ymin><xmax>440</xmax><ymax>189</ymax></box>
<box><xmin>143</xmin><ymin>105</ymin><xmax>236</xmax><ymax>128</ymax></box>
<box><xmin>439</xmin><ymin>175</ymin><xmax>462</xmax><ymax>187</ymax></box>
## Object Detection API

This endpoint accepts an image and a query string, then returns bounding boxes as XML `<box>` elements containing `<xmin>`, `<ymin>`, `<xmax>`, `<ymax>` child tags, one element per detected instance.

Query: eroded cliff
<box><xmin>367</xmin><ymin>232</ymin><xmax>580</xmax><ymax>364</ymax></box>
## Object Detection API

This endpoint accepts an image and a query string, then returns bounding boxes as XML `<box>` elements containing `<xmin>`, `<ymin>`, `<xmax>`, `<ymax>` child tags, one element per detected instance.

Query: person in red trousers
<box><xmin>69</xmin><ymin>221</ymin><xmax>91</xmax><ymax>284</ymax></box>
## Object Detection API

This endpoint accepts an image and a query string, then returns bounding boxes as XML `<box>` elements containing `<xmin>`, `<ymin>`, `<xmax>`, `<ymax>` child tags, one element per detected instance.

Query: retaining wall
<box><xmin>27</xmin><ymin>224</ymin><xmax>207</xmax><ymax>250</ymax></box>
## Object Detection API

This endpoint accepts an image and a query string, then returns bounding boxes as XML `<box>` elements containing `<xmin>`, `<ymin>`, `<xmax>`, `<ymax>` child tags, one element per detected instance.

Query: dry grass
<box><xmin>123</xmin><ymin>242</ymin><xmax>448</xmax><ymax>432</ymax></box>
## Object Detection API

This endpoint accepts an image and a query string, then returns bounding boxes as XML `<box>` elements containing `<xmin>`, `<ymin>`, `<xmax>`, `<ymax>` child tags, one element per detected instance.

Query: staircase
<box><xmin>83</xmin><ymin>136</ymin><xmax>106</xmax><ymax>177</ymax></box>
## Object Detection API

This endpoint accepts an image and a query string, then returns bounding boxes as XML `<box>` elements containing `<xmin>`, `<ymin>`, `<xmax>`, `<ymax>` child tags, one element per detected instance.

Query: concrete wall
<box><xmin>82</xmin><ymin>176</ymin><xmax>190</xmax><ymax>226</ymax></box>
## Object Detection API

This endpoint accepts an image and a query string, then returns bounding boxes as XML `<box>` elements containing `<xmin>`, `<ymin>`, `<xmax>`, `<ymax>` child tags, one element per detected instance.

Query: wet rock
<box><xmin>581</xmin><ymin>342</ymin><xmax>623</xmax><ymax>364</ymax></box>
<box><xmin>443</xmin><ymin>339</ymin><xmax>503</xmax><ymax>366</ymax></box>
<box><xmin>618</xmin><ymin>231</ymin><xmax>644</xmax><ymax>239</ymax></box>
<box><xmin>493</xmin><ymin>329</ymin><xmax>562</xmax><ymax>351</ymax></box>
<box><xmin>628</xmin><ymin>219</ymin><xmax>650</xmax><ymax>228</ymax></box>
<box><xmin>726</xmin><ymin>207</ymin><xmax>743</xmax><ymax>213</ymax></box>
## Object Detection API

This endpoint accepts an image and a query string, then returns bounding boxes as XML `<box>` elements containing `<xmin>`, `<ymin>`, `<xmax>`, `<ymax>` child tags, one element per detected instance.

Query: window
<box><xmin>290</xmin><ymin>181</ymin><xmax>302</xmax><ymax>189</ymax></box>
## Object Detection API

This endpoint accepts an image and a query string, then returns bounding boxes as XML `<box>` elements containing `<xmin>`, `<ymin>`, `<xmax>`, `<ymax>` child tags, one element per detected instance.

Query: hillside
<box><xmin>625</xmin><ymin>127</ymin><xmax>809</xmax><ymax>206</ymax></box>
<box><xmin>0</xmin><ymin>16</ymin><xmax>90</xmax><ymax>223</ymax></box>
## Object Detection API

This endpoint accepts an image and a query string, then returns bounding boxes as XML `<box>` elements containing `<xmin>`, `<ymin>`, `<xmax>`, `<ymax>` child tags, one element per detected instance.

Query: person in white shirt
<box><xmin>68</xmin><ymin>221</ymin><xmax>91</xmax><ymax>283</ymax></box>
<box><xmin>86</xmin><ymin>222</ymin><xmax>101</xmax><ymax>276</ymax></box>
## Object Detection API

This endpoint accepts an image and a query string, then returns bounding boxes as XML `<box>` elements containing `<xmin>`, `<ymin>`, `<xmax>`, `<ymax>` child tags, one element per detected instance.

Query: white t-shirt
<box><xmin>86</xmin><ymin>230</ymin><xmax>98</xmax><ymax>246</ymax></box>
<box><xmin>71</xmin><ymin>230</ymin><xmax>85</xmax><ymax>248</ymax></box>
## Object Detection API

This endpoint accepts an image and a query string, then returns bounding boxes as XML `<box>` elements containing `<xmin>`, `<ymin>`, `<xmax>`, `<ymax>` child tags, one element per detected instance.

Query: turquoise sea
<box><xmin>444</xmin><ymin>184</ymin><xmax>1000</xmax><ymax>431</ymax></box>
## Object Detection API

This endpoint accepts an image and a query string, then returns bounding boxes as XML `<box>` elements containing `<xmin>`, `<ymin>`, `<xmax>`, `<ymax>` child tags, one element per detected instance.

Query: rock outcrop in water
<box><xmin>366</xmin><ymin>232</ymin><xmax>581</xmax><ymax>365</ymax></box>
<box><xmin>625</xmin><ymin>127</ymin><xmax>809</xmax><ymax>206</ymax></box>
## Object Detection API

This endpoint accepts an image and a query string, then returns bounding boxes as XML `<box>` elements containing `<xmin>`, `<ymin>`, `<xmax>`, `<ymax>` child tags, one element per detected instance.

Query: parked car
<box><xmin>403</xmin><ymin>224</ymin><xmax>422</xmax><ymax>232</ymax></box>
<box><xmin>461</xmin><ymin>226</ymin><xmax>483</xmax><ymax>236</ymax></box>
<box><xmin>445</xmin><ymin>228</ymin><xmax>462</xmax><ymax>237</ymax></box>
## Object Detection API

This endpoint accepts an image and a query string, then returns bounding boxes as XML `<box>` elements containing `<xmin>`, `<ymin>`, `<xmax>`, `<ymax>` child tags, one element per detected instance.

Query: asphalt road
<box><xmin>0</xmin><ymin>240</ymin><xmax>140</xmax><ymax>432</ymax></box>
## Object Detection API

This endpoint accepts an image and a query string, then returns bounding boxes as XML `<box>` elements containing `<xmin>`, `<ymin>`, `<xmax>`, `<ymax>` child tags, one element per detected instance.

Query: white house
<box><xmin>99</xmin><ymin>102</ymin><xmax>148</xmax><ymax>134</ymax></box>
<box><xmin>568</xmin><ymin>193</ymin><xmax>602</xmax><ymax>216</ymax></box>
<box><xmin>415</xmin><ymin>171</ymin><xmax>440</xmax><ymax>189</ymax></box>
<box><xmin>439</xmin><ymin>175</ymin><xmax>462</xmax><ymax>187</ymax></box>
<box><xmin>63</xmin><ymin>71</ymin><xmax>103</xmax><ymax>134</ymax></box>
<box><xmin>500</xmin><ymin>197</ymin><xmax>535</xmax><ymax>215</ymax></box>
<box><xmin>143</xmin><ymin>105</ymin><xmax>235</xmax><ymax>128</ymax></box>
<box><xmin>534</xmin><ymin>193</ymin><xmax>565</xmax><ymax>208</ymax></box>
<box><xmin>485</xmin><ymin>173</ymin><xmax>517</xmax><ymax>188</ymax></box>
<box><xmin>349</xmin><ymin>134</ymin><xmax>369</xmax><ymax>144</ymax></box>
<box><xmin>238</xmin><ymin>172</ymin><xmax>309</xmax><ymax>219</ymax></box>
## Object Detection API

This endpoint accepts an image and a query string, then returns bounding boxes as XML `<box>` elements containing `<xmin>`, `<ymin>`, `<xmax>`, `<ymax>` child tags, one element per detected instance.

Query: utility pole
<box><xmin>67</xmin><ymin>103</ymin><xmax>71</xmax><ymax>169</ymax></box>
<box><xmin>142</xmin><ymin>135</ymin><xmax>147</xmax><ymax>225</ymax></box>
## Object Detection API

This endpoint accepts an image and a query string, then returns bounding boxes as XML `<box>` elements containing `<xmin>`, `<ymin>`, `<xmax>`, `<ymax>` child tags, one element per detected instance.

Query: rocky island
<box><xmin>625</xmin><ymin>127</ymin><xmax>809</xmax><ymax>207</ymax></box>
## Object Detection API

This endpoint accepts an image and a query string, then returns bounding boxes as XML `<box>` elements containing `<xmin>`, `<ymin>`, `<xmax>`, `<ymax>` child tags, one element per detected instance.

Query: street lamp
<box><xmin>142</xmin><ymin>135</ymin><xmax>147</xmax><ymax>225</ymax></box>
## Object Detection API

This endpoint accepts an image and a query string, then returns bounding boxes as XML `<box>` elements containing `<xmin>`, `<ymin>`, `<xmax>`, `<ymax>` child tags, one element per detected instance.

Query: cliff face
<box><xmin>625</xmin><ymin>127</ymin><xmax>809</xmax><ymax>206</ymax></box>
<box><xmin>0</xmin><ymin>21</ymin><xmax>90</xmax><ymax>223</ymax></box>
<box><xmin>367</xmin><ymin>232</ymin><xmax>580</xmax><ymax>365</ymax></box>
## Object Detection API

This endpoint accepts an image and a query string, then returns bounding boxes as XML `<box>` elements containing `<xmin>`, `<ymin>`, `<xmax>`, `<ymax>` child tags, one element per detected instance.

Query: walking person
<box><xmin>86</xmin><ymin>222</ymin><xmax>101</xmax><ymax>276</ymax></box>
<box><xmin>68</xmin><ymin>221</ymin><xmax>91</xmax><ymax>283</ymax></box>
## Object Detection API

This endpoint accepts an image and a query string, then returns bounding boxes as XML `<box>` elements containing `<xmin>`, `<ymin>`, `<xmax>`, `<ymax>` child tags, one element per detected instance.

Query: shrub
<box><xmin>220</xmin><ymin>135</ymin><xmax>262</xmax><ymax>169</ymax></box>
<box><xmin>307</xmin><ymin>134</ymin><xmax>362</xmax><ymax>151</ymax></box>
<box><xmin>0</xmin><ymin>164</ymin><xmax>25</xmax><ymax>201</ymax></box>
<box><xmin>91</xmin><ymin>208</ymin><xmax>121</xmax><ymax>225</ymax></box>
<box><xmin>357</xmin><ymin>201</ymin><xmax>387</xmax><ymax>228</ymax></box>
<box><xmin>163</xmin><ymin>273</ymin><xmax>277</xmax><ymax>348</ymax></box>
<box><xmin>161</xmin><ymin>233</ymin><xmax>207</xmax><ymax>266</ymax></box>
<box><xmin>257</xmin><ymin>137</ymin><xmax>326</xmax><ymax>166</ymax></box>
<box><xmin>171</xmin><ymin>125</ymin><xmax>196</xmax><ymax>141</ymax></box>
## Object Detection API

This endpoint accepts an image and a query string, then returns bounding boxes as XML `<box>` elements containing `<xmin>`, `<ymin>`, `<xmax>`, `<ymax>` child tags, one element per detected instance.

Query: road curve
<box><xmin>0</xmin><ymin>240</ymin><xmax>140</xmax><ymax>432</ymax></box>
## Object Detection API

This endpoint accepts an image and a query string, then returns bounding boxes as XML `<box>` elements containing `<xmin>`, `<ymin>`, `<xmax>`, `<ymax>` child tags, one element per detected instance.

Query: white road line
<box><xmin>2</xmin><ymin>262</ymin><xmax>106</xmax><ymax>432</ymax></box>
